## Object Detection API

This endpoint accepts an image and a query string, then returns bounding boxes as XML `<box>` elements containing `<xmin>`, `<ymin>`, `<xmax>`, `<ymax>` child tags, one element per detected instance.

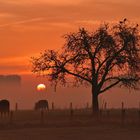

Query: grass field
<box><xmin>0</xmin><ymin>109</ymin><xmax>140</xmax><ymax>140</ymax></box>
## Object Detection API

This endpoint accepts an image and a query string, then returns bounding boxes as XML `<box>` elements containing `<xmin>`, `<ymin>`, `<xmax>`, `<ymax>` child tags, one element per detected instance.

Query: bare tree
<box><xmin>31</xmin><ymin>19</ymin><xmax>140</xmax><ymax>113</ymax></box>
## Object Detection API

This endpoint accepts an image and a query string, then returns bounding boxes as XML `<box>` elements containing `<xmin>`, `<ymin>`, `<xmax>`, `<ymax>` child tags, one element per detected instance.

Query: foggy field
<box><xmin>0</xmin><ymin>109</ymin><xmax>140</xmax><ymax>140</ymax></box>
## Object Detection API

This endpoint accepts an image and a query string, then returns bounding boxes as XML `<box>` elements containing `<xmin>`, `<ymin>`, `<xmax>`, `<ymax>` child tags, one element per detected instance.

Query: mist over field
<box><xmin>0</xmin><ymin>74</ymin><xmax>139</xmax><ymax>110</ymax></box>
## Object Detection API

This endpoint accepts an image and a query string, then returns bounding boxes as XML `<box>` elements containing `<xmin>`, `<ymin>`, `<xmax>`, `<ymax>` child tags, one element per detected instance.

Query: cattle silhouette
<box><xmin>0</xmin><ymin>100</ymin><xmax>10</xmax><ymax>116</ymax></box>
<box><xmin>35</xmin><ymin>100</ymin><xmax>49</xmax><ymax>111</ymax></box>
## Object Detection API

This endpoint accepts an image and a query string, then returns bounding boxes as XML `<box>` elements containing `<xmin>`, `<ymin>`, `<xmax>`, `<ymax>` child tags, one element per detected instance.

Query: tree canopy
<box><xmin>31</xmin><ymin>19</ymin><xmax>140</xmax><ymax>112</ymax></box>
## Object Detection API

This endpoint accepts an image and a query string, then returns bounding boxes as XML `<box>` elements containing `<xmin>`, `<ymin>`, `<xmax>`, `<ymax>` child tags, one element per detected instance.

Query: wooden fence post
<box><xmin>105</xmin><ymin>102</ymin><xmax>110</xmax><ymax>119</ymax></box>
<box><xmin>70</xmin><ymin>102</ymin><xmax>74</xmax><ymax>117</ymax></box>
<box><xmin>138</xmin><ymin>102</ymin><xmax>140</xmax><ymax>121</ymax></box>
<box><xmin>102</xmin><ymin>99</ymin><xmax>105</xmax><ymax>110</ymax></box>
<box><xmin>15</xmin><ymin>103</ymin><xmax>18</xmax><ymax>111</ymax></box>
<box><xmin>121</xmin><ymin>102</ymin><xmax>126</xmax><ymax>125</ymax></box>
<box><xmin>52</xmin><ymin>102</ymin><xmax>54</xmax><ymax>110</ymax></box>
<box><xmin>99</xmin><ymin>108</ymin><xmax>102</xmax><ymax>120</ymax></box>
<box><xmin>104</xmin><ymin>102</ymin><xmax>109</xmax><ymax>118</ymax></box>
<box><xmin>104</xmin><ymin>102</ymin><xmax>107</xmax><ymax>110</ymax></box>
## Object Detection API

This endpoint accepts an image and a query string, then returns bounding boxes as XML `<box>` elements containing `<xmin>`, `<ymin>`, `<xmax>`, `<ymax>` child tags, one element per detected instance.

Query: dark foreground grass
<box><xmin>0</xmin><ymin>109</ymin><xmax>140</xmax><ymax>140</ymax></box>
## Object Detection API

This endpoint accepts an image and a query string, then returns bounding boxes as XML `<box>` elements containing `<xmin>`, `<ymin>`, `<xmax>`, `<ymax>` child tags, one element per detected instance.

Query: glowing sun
<box><xmin>37</xmin><ymin>84</ymin><xmax>46</xmax><ymax>91</ymax></box>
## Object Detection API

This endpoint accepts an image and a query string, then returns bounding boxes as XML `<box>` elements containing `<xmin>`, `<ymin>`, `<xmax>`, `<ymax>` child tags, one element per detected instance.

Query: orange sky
<box><xmin>0</xmin><ymin>0</ymin><xmax>140</xmax><ymax>109</ymax></box>
<box><xmin>0</xmin><ymin>0</ymin><xmax>140</xmax><ymax>74</ymax></box>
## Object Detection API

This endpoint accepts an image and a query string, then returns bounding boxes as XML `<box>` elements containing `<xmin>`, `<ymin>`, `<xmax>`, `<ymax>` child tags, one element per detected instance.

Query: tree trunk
<box><xmin>92</xmin><ymin>86</ymin><xmax>99</xmax><ymax>114</ymax></box>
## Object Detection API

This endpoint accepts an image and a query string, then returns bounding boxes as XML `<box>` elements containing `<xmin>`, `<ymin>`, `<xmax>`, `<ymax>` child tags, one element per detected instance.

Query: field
<box><xmin>0</xmin><ymin>109</ymin><xmax>140</xmax><ymax>140</ymax></box>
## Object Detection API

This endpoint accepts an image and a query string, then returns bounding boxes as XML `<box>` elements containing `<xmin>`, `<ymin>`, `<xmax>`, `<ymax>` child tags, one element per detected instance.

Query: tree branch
<box><xmin>64</xmin><ymin>68</ymin><xmax>92</xmax><ymax>83</ymax></box>
<box><xmin>98</xmin><ymin>46</ymin><xmax>126</xmax><ymax>89</ymax></box>
<box><xmin>99</xmin><ymin>80</ymin><xmax>121</xmax><ymax>94</ymax></box>
<box><xmin>96</xmin><ymin>55</ymin><xmax>111</xmax><ymax>75</ymax></box>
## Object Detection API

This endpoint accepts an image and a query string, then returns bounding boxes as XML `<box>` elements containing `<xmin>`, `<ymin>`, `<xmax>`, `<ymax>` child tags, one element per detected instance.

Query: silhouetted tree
<box><xmin>31</xmin><ymin>19</ymin><xmax>140</xmax><ymax>113</ymax></box>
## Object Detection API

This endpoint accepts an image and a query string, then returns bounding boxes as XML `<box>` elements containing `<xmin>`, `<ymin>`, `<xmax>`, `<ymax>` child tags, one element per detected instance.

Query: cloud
<box><xmin>0</xmin><ymin>0</ymin><xmax>140</xmax><ymax>26</ymax></box>
<box><xmin>0</xmin><ymin>0</ymin><xmax>140</xmax><ymax>75</ymax></box>
<box><xmin>0</xmin><ymin>0</ymin><xmax>83</xmax><ymax>6</ymax></box>
<box><xmin>0</xmin><ymin>63</ymin><xmax>31</xmax><ymax>75</ymax></box>
<box><xmin>0</xmin><ymin>13</ymin><xmax>15</xmax><ymax>18</ymax></box>
<box><xmin>0</xmin><ymin>17</ymin><xmax>45</xmax><ymax>28</ymax></box>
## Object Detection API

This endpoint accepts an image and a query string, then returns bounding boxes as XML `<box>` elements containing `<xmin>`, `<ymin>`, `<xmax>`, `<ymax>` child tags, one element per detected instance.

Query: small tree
<box><xmin>31</xmin><ymin>19</ymin><xmax>140</xmax><ymax>113</ymax></box>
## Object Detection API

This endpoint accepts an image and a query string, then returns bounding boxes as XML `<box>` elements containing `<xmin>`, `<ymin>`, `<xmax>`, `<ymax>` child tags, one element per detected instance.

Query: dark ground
<box><xmin>0</xmin><ymin>109</ymin><xmax>140</xmax><ymax>140</ymax></box>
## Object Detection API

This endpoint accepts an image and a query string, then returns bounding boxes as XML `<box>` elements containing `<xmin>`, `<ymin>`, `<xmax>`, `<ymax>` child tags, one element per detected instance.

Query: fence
<box><xmin>0</xmin><ymin>102</ymin><xmax>140</xmax><ymax>126</ymax></box>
